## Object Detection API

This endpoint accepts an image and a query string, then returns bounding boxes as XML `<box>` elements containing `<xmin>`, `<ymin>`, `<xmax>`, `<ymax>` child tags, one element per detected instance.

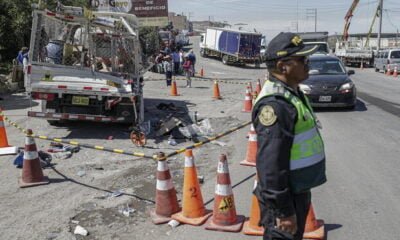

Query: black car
<box><xmin>300</xmin><ymin>54</ymin><xmax>357</xmax><ymax>108</ymax></box>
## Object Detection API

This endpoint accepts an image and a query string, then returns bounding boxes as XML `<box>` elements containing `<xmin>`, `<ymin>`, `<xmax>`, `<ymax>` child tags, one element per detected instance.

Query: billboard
<box><xmin>90</xmin><ymin>0</ymin><xmax>168</xmax><ymax>27</ymax></box>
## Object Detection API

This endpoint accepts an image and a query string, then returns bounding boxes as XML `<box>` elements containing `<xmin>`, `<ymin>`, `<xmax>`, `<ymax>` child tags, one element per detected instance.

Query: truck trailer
<box><xmin>199</xmin><ymin>28</ymin><xmax>262</xmax><ymax>67</ymax></box>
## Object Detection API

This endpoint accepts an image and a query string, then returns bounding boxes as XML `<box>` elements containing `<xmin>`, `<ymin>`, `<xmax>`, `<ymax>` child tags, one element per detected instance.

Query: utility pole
<box><xmin>306</xmin><ymin>8</ymin><xmax>317</xmax><ymax>32</ymax></box>
<box><xmin>377</xmin><ymin>0</ymin><xmax>383</xmax><ymax>51</ymax></box>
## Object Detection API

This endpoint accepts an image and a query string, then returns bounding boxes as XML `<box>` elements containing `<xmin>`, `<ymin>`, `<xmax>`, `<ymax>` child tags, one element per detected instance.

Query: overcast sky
<box><xmin>169</xmin><ymin>0</ymin><xmax>400</xmax><ymax>39</ymax></box>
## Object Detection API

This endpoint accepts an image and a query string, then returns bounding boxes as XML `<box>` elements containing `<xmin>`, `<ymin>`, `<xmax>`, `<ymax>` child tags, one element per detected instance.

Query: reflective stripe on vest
<box><xmin>254</xmin><ymin>80</ymin><xmax>325</xmax><ymax>171</ymax></box>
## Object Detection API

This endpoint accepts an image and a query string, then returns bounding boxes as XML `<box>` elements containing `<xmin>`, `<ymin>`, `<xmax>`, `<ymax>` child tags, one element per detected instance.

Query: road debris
<box><xmin>168</xmin><ymin>219</ymin><xmax>181</xmax><ymax>228</ymax></box>
<box><xmin>73</xmin><ymin>225</ymin><xmax>88</xmax><ymax>236</ymax></box>
<box><xmin>118</xmin><ymin>204</ymin><xmax>136</xmax><ymax>217</ymax></box>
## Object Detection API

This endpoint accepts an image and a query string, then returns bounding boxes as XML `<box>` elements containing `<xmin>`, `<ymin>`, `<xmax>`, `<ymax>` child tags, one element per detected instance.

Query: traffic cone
<box><xmin>172</xmin><ymin>149</ymin><xmax>212</xmax><ymax>225</ymax></box>
<box><xmin>303</xmin><ymin>203</ymin><xmax>325</xmax><ymax>239</ymax></box>
<box><xmin>393</xmin><ymin>66</ymin><xmax>398</xmax><ymax>77</ymax></box>
<box><xmin>242</xmin><ymin>178</ymin><xmax>264</xmax><ymax>235</ymax></box>
<box><xmin>0</xmin><ymin>112</ymin><xmax>18</xmax><ymax>155</ymax></box>
<box><xmin>200</xmin><ymin>67</ymin><xmax>204</xmax><ymax>77</ymax></box>
<box><xmin>212</xmin><ymin>80</ymin><xmax>222</xmax><ymax>99</ymax></box>
<box><xmin>242</xmin><ymin>86</ymin><xmax>253</xmax><ymax>112</ymax></box>
<box><xmin>255</xmin><ymin>79</ymin><xmax>262</xmax><ymax>95</ymax></box>
<box><xmin>150</xmin><ymin>152</ymin><xmax>181</xmax><ymax>224</ymax></box>
<box><xmin>240</xmin><ymin>124</ymin><xmax>257</xmax><ymax>167</ymax></box>
<box><xmin>205</xmin><ymin>154</ymin><xmax>245</xmax><ymax>232</ymax></box>
<box><xmin>386</xmin><ymin>66</ymin><xmax>391</xmax><ymax>76</ymax></box>
<box><xmin>19</xmin><ymin>129</ymin><xmax>50</xmax><ymax>188</ymax></box>
<box><xmin>170</xmin><ymin>80</ymin><xmax>179</xmax><ymax>96</ymax></box>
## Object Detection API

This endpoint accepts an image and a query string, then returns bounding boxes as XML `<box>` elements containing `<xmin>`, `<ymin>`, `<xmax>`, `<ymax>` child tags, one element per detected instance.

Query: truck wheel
<box><xmin>222</xmin><ymin>55</ymin><xmax>229</xmax><ymax>65</ymax></box>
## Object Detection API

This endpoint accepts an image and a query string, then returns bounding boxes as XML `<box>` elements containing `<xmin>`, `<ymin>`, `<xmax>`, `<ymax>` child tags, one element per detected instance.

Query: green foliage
<box><xmin>139</xmin><ymin>26</ymin><xmax>162</xmax><ymax>57</ymax></box>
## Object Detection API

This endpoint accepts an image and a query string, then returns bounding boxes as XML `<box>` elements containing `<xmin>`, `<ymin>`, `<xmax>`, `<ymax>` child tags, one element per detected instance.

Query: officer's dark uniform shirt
<box><xmin>251</xmin><ymin>75</ymin><xmax>311</xmax><ymax>219</ymax></box>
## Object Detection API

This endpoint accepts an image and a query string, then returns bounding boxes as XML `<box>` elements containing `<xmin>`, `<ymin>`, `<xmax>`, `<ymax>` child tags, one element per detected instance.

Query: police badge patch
<box><xmin>259</xmin><ymin>105</ymin><xmax>277</xmax><ymax>126</ymax></box>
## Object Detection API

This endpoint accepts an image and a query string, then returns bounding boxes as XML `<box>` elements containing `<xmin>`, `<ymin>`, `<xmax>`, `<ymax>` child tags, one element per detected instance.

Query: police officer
<box><xmin>252</xmin><ymin>32</ymin><xmax>327</xmax><ymax>240</ymax></box>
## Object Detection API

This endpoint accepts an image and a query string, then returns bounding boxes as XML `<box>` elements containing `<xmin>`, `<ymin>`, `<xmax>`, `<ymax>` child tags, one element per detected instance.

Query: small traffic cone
<box><xmin>386</xmin><ymin>66</ymin><xmax>392</xmax><ymax>76</ymax></box>
<box><xmin>150</xmin><ymin>152</ymin><xmax>181</xmax><ymax>224</ymax></box>
<box><xmin>393</xmin><ymin>66</ymin><xmax>398</xmax><ymax>77</ymax></box>
<box><xmin>213</xmin><ymin>81</ymin><xmax>222</xmax><ymax>99</ymax></box>
<box><xmin>255</xmin><ymin>79</ymin><xmax>262</xmax><ymax>95</ymax></box>
<box><xmin>19</xmin><ymin>129</ymin><xmax>50</xmax><ymax>188</ymax></box>
<box><xmin>0</xmin><ymin>111</ymin><xmax>18</xmax><ymax>155</ymax></box>
<box><xmin>170</xmin><ymin>80</ymin><xmax>179</xmax><ymax>96</ymax></box>
<box><xmin>200</xmin><ymin>67</ymin><xmax>204</xmax><ymax>77</ymax></box>
<box><xmin>242</xmin><ymin>86</ymin><xmax>253</xmax><ymax>112</ymax></box>
<box><xmin>303</xmin><ymin>203</ymin><xmax>325</xmax><ymax>239</ymax></box>
<box><xmin>172</xmin><ymin>149</ymin><xmax>212</xmax><ymax>225</ymax></box>
<box><xmin>242</xmin><ymin>178</ymin><xmax>264</xmax><ymax>235</ymax></box>
<box><xmin>205</xmin><ymin>154</ymin><xmax>245</xmax><ymax>232</ymax></box>
<box><xmin>240</xmin><ymin>124</ymin><xmax>257</xmax><ymax>167</ymax></box>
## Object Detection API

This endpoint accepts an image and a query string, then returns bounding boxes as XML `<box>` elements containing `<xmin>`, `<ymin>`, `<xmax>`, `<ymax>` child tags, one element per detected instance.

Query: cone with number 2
<box><xmin>205</xmin><ymin>154</ymin><xmax>244</xmax><ymax>232</ymax></box>
<box><xmin>172</xmin><ymin>149</ymin><xmax>212</xmax><ymax>225</ymax></box>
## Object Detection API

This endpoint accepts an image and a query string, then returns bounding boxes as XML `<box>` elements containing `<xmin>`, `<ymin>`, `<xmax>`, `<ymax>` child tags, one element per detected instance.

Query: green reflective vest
<box><xmin>255</xmin><ymin>80</ymin><xmax>326</xmax><ymax>193</ymax></box>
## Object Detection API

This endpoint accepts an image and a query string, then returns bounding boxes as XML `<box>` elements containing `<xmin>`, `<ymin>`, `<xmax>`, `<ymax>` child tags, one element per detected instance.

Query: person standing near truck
<box><xmin>252</xmin><ymin>32</ymin><xmax>327</xmax><ymax>240</ymax></box>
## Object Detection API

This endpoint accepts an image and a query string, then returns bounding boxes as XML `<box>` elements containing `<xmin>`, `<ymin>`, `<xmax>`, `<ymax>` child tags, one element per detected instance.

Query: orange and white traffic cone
<box><xmin>386</xmin><ymin>66</ymin><xmax>392</xmax><ymax>76</ymax></box>
<box><xmin>393</xmin><ymin>66</ymin><xmax>398</xmax><ymax>77</ymax></box>
<box><xmin>213</xmin><ymin>81</ymin><xmax>222</xmax><ymax>99</ymax></box>
<box><xmin>205</xmin><ymin>154</ymin><xmax>245</xmax><ymax>232</ymax></box>
<box><xmin>242</xmin><ymin>86</ymin><xmax>253</xmax><ymax>112</ymax></box>
<box><xmin>242</xmin><ymin>178</ymin><xmax>264</xmax><ymax>236</ymax></box>
<box><xmin>150</xmin><ymin>152</ymin><xmax>181</xmax><ymax>224</ymax></box>
<box><xmin>200</xmin><ymin>67</ymin><xmax>204</xmax><ymax>77</ymax></box>
<box><xmin>0</xmin><ymin>111</ymin><xmax>18</xmax><ymax>155</ymax></box>
<box><xmin>170</xmin><ymin>80</ymin><xmax>179</xmax><ymax>96</ymax></box>
<box><xmin>19</xmin><ymin>129</ymin><xmax>49</xmax><ymax>188</ymax></box>
<box><xmin>255</xmin><ymin>79</ymin><xmax>262</xmax><ymax>95</ymax></box>
<box><xmin>172</xmin><ymin>149</ymin><xmax>212</xmax><ymax>225</ymax></box>
<box><xmin>303</xmin><ymin>203</ymin><xmax>325</xmax><ymax>239</ymax></box>
<box><xmin>240</xmin><ymin>124</ymin><xmax>257</xmax><ymax>167</ymax></box>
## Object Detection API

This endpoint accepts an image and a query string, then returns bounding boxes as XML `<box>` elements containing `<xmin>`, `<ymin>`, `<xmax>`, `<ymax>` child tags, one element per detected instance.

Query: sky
<box><xmin>169</xmin><ymin>0</ymin><xmax>400</xmax><ymax>39</ymax></box>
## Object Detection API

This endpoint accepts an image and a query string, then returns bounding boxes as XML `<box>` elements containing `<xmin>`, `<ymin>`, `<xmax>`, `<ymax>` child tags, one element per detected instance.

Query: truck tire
<box><xmin>222</xmin><ymin>55</ymin><xmax>229</xmax><ymax>65</ymax></box>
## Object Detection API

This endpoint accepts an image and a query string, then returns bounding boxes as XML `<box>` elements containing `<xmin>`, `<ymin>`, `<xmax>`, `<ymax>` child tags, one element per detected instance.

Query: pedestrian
<box><xmin>163</xmin><ymin>55</ymin><xmax>173</xmax><ymax>86</ymax></box>
<box><xmin>16</xmin><ymin>47</ymin><xmax>29</xmax><ymax>65</ymax></box>
<box><xmin>179</xmin><ymin>49</ymin><xmax>184</xmax><ymax>74</ymax></box>
<box><xmin>171</xmin><ymin>49</ymin><xmax>181</xmax><ymax>75</ymax></box>
<box><xmin>155</xmin><ymin>52</ymin><xmax>164</xmax><ymax>74</ymax></box>
<box><xmin>188</xmin><ymin>49</ymin><xmax>196</xmax><ymax>76</ymax></box>
<box><xmin>252</xmin><ymin>32</ymin><xmax>326</xmax><ymax>240</ymax></box>
<box><xmin>182</xmin><ymin>55</ymin><xmax>193</xmax><ymax>88</ymax></box>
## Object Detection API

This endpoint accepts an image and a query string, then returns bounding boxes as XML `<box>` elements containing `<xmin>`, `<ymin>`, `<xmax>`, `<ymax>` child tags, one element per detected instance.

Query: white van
<box><xmin>374</xmin><ymin>49</ymin><xmax>400</xmax><ymax>73</ymax></box>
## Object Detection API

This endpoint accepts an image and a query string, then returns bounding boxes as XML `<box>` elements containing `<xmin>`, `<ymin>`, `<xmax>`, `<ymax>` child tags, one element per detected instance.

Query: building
<box><xmin>168</xmin><ymin>12</ymin><xmax>189</xmax><ymax>31</ymax></box>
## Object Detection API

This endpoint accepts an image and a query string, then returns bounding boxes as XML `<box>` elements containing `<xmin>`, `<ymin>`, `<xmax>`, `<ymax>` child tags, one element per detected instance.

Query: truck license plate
<box><xmin>72</xmin><ymin>96</ymin><xmax>89</xmax><ymax>106</ymax></box>
<box><xmin>319</xmin><ymin>96</ymin><xmax>332</xmax><ymax>102</ymax></box>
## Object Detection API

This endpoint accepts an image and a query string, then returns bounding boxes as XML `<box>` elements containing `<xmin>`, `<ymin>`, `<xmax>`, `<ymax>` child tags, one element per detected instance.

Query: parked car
<box><xmin>299</xmin><ymin>55</ymin><xmax>357</xmax><ymax>109</ymax></box>
<box><xmin>374</xmin><ymin>48</ymin><xmax>400</xmax><ymax>73</ymax></box>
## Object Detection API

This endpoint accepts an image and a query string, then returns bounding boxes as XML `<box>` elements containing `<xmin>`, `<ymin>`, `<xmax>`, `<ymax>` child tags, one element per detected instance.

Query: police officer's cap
<box><xmin>265</xmin><ymin>32</ymin><xmax>318</xmax><ymax>62</ymax></box>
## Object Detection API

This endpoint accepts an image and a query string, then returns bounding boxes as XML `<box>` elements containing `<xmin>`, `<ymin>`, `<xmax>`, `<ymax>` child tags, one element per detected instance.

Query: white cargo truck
<box><xmin>25</xmin><ymin>6</ymin><xmax>146</xmax><ymax>144</ymax></box>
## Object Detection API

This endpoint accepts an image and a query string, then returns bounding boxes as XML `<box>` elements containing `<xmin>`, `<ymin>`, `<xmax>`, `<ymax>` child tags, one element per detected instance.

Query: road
<box><xmin>0</xmin><ymin>36</ymin><xmax>399</xmax><ymax>239</ymax></box>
